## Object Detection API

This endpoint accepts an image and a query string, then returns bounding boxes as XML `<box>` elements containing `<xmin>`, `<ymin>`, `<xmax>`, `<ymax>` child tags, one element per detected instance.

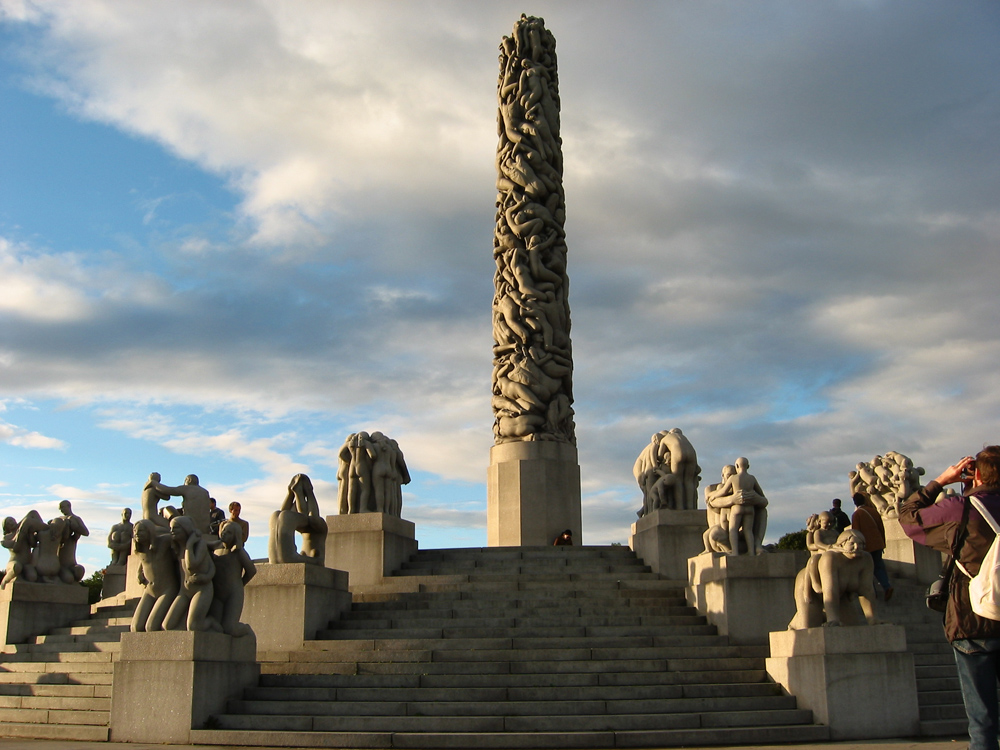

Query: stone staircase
<box><xmin>881</xmin><ymin>577</ymin><xmax>967</xmax><ymax>737</ymax></box>
<box><xmin>191</xmin><ymin>546</ymin><xmax>830</xmax><ymax>748</ymax></box>
<box><xmin>0</xmin><ymin>596</ymin><xmax>132</xmax><ymax>741</ymax></box>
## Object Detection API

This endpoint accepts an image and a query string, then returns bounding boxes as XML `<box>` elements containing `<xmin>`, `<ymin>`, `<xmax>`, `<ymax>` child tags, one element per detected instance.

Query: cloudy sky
<box><xmin>1</xmin><ymin>1</ymin><xmax>998</xmax><ymax>574</ymax></box>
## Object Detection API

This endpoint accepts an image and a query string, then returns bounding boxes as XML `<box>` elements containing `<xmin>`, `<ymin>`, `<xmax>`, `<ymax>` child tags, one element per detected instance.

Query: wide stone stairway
<box><xmin>0</xmin><ymin>596</ymin><xmax>130</xmax><ymax>741</ymax></box>
<box><xmin>191</xmin><ymin>546</ymin><xmax>829</xmax><ymax>749</ymax></box>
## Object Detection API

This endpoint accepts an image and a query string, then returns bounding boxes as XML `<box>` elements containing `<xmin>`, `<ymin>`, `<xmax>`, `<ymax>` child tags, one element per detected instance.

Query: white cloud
<box><xmin>0</xmin><ymin>418</ymin><xmax>66</xmax><ymax>450</ymax></box>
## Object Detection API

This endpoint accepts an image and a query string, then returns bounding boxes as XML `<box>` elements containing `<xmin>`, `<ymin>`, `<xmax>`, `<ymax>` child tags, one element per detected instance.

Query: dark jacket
<box><xmin>899</xmin><ymin>481</ymin><xmax>1000</xmax><ymax>642</ymax></box>
<box><xmin>829</xmin><ymin>507</ymin><xmax>851</xmax><ymax>534</ymax></box>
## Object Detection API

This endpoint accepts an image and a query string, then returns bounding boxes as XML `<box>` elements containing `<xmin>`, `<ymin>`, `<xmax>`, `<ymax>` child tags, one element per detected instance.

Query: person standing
<box><xmin>851</xmin><ymin>492</ymin><xmax>893</xmax><ymax>601</ymax></box>
<box><xmin>829</xmin><ymin>498</ymin><xmax>851</xmax><ymax>534</ymax></box>
<box><xmin>900</xmin><ymin>447</ymin><xmax>1000</xmax><ymax>750</ymax></box>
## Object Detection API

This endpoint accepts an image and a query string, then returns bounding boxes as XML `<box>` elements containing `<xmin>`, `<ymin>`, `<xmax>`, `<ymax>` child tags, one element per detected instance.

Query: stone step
<box><xmin>0</xmin><ymin>705</ymin><xmax>109</xmax><ymax>726</ymax></box>
<box><xmin>392</xmin><ymin>571</ymin><xmax>661</xmax><ymax>584</ymax></box>
<box><xmin>304</xmin><ymin>634</ymin><xmax>733</xmax><ymax>652</ymax></box>
<box><xmin>915</xmin><ymin>664</ymin><xmax>959</xmax><ymax>679</ymax></box>
<box><xmin>0</xmin><ymin>645</ymin><xmax>118</xmax><ymax>660</ymax></box>
<box><xmin>261</xmin><ymin>656</ymin><xmax>763</xmax><ymax>677</ymax></box>
<box><xmin>33</xmin><ymin>632</ymin><xmax>123</xmax><ymax>645</ymax></box>
<box><xmin>0</xmin><ymin>722</ymin><xmax>109</xmax><ymax>742</ymax></box>
<box><xmin>912</xmin><ymin>652</ymin><xmax>957</xmax><ymax>667</ymax></box>
<box><xmin>209</xmin><ymin>706</ymin><xmax>814</xmax><ymax>733</ymax></box>
<box><xmin>319</xmin><ymin>620</ymin><xmax>709</xmax><ymax>641</ymax></box>
<box><xmin>244</xmin><ymin>681</ymin><xmax>783</xmax><ymax>704</ymax></box>
<box><xmin>0</xmin><ymin>655</ymin><xmax>113</xmax><ymax>670</ymax></box>
<box><xmin>918</xmin><ymin>688</ymin><xmax>965</xmax><ymax>706</ymax></box>
<box><xmin>259</xmin><ymin>669</ymin><xmax>771</xmax><ymax>690</ymax></box>
<box><xmin>920</xmin><ymin>718</ymin><xmax>969</xmax><ymax>737</ymax></box>
<box><xmin>0</xmin><ymin>694</ymin><xmax>109</xmax><ymax>711</ymax></box>
<box><xmin>406</xmin><ymin>547</ymin><xmax>637</xmax><ymax>562</ymax></box>
<box><xmin>228</xmin><ymin>693</ymin><xmax>798</xmax><ymax>718</ymax></box>
<box><xmin>278</xmin><ymin>644</ymin><xmax>758</xmax><ymax>664</ymax></box>
<box><xmin>918</xmin><ymin>676</ymin><xmax>959</xmax><ymax>692</ymax></box>
<box><xmin>0</xmin><ymin>683</ymin><xmax>111</xmax><ymax>698</ymax></box>
<box><xmin>919</xmin><ymin>703</ymin><xmax>968</xmax><ymax>721</ymax></box>
<box><xmin>0</xmin><ymin>671</ymin><xmax>113</xmax><ymax>685</ymax></box>
<box><xmin>48</xmin><ymin>623</ymin><xmax>129</xmax><ymax>636</ymax></box>
<box><xmin>397</xmin><ymin>560</ymin><xmax>652</xmax><ymax>575</ymax></box>
<box><xmin>190</xmin><ymin>723</ymin><xmax>830</xmax><ymax>749</ymax></box>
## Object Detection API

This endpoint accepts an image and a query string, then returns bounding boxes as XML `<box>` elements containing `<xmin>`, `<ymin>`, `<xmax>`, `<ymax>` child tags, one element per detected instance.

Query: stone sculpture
<box><xmin>153</xmin><ymin>474</ymin><xmax>213</xmax><ymax>535</ymax></box>
<box><xmin>163</xmin><ymin>516</ymin><xmax>217</xmax><ymax>632</ymax></box>
<box><xmin>337</xmin><ymin>432</ymin><xmax>410</xmax><ymax>516</ymax></box>
<box><xmin>141</xmin><ymin>472</ymin><xmax>171</xmax><ymax>528</ymax></box>
<box><xmin>704</xmin><ymin>458</ymin><xmax>768</xmax><ymax>555</ymax></box>
<box><xmin>56</xmin><ymin>500</ymin><xmax>89</xmax><ymax>583</ymax></box>
<box><xmin>492</xmin><ymin>14</ymin><xmax>575</xmax><ymax>445</ymax></box>
<box><xmin>848</xmin><ymin>451</ymin><xmax>925</xmax><ymax>519</ymax></box>
<box><xmin>268</xmin><ymin>473</ymin><xmax>328</xmax><ymax>565</ymax></box>
<box><xmin>789</xmin><ymin>529</ymin><xmax>882</xmax><ymax>629</ymax></box>
<box><xmin>107</xmin><ymin>508</ymin><xmax>134</xmax><ymax>566</ymax></box>
<box><xmin>806</xmin><ymin>512</ymin><xmax>839</xmax><ymax>553</ymax></box>
<box><xmin>1</xmin><ymin>511</ymin><xmax>46</xmax><ymax>588</ymax></box>
<box><xmin>210</xmin><ymin>521</ymin><xmax>256</xmax><ymax>636</ymax></box>
<box><xmin>131</xmin><ymin>519</ymin><xmax>180</xmax><ymax>632</ymax></box>
<box><xmin>635</xmin><ymin>428</ymin><xmax>701</xmax><ymax>515</ymax></box>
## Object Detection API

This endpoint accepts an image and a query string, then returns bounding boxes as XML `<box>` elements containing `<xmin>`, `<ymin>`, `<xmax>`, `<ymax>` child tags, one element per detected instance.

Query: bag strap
<box><xmin>949</xmin><ymin>497</ymin><xmax>973</xmax><ymax>579</ymax></box>
<box><xmin>969</xmin><ymin>495</ymin><xmax>1000</xmax><ymax>536</ymax></box>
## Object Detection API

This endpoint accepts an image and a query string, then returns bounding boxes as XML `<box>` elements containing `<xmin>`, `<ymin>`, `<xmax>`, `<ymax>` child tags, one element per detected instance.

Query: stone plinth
<box><xmin>124</xmin><ymin>554</ymin><xmax>143</xmax><ymax>598</ymax></box>
<box><xmin>629</xmin><ymin>509</ymin><xmax>707</xmax><ymax>580</ymax></box>
<box><xmin>766</xmin><ymin>625</ymin><xmax>919</xmax><ymax>740</ymax></box>
<box><xmin>883</xmin><ymin>516</ymin><xmax>943</xmax><ymax>585</ymax></box>
<box><xmin>0</xmin><ymin>581</ymin><xmax>90</xmax><ymax>646</ymax></box>
<box><xmin>101</xmin><ymin>563</ymin><xmax>126</xmax><ymax>599</ymax></box>
<box><xmin>110</xmin><ymin>630</ymin><xmax>259</xmax><ymax>744</ymax></box>
<box><xmin>324</xmin><ymin>513</ymin><xmax>417</xmax><ymax>589</ymax></box>
<box><xmin>687</xmin><ymin>551</ymin><xmax>806</xmax><ymax>645</ymax></box>
<box><xmin>244</xmin><ymin>563</ymin><xmax>351</xmax><ymax>653</ymax></box>
<box><xmin>488</xmin><ymin>441</ymin><xmax>582</xmax><ymax>547</ymax></box>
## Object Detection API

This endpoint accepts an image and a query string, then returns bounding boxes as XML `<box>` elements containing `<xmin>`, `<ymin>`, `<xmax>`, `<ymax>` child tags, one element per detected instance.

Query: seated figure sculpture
<box><xmin>130</xmin><ymin>519</ymin><xmax>180</xmax><ymax>632</ymax></box>
<box><xmin>56</xmin><ymin>500</ymin><xmax>89</xmax><ymax>583</ymax></box>
<box><xmin>32</xmin><ymin>516</ymin><xmax>67</xmax><ymax>583</ymax></box>
<box><xmin>806</xmin><ymin>512</ymin><xmax>840</xmax><ymax>553</ymax></box>
<box><xmin>107</xmin><ymin>508</ymin><xmax>134</xmax><ymax>566</ymax></box>
<box><xmin>209</xmin><ymin>521</ymin><xmax>257</xmax><ymax>636</ymax></box>
<box><xmin>1</xmin><ymin>511</ymin><xmax>46</xmax><ymax>588</ymax></box>
<box><xmin>704</xmin><ymin>457</ymin><xmax>768</xmax><ymax>555</ymax></box>
<box><xmin>789</xmin><ymin>529</ymin><xmax>882</xmax><ymax>629</ymax></box>
<box><xmin>268</xmin><ymin>473</ymin><xmax>328</xmax><ymax>565</ymax></box>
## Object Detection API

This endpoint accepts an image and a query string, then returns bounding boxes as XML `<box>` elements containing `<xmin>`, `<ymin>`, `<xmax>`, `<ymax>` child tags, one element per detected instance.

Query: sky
<box><xmin>1</xmin><ymin>0</ymin><xmax>998</xmax><ymax>575</ymax></box>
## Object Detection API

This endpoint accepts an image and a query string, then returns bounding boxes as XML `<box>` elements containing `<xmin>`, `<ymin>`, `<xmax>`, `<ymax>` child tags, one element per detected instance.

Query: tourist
<box><xmin>851</xmin><ymin>493</ymin><xmax>893</xmax><ymax>601</ymax></box>
<box><xmin>829</xmin><ymin>498</ymin><xmax>851</xmax><ymax>534</ymax></box>
<box><xmin>208</xmin><ymin>497</ymin><xmax>225</xmax><ymax>536</ymax></box>
<box><xmin>553</xmin><ymin>529</ymin><xmax>573</xmax><ymax>546</ymax></box>
<box><xmin>899</xmin><ymin>448</ymin><xmax>1000</xmax><ymax>750</ymax></box>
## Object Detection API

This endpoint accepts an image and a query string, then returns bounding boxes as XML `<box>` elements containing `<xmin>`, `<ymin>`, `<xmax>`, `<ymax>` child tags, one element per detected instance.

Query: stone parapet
<box><xmin>324</xmin><ymin>512</ymin><xmax>417</xmax><ymax>589</ymax></box>
<box><xmin>0</xmin><ymin>580</ymin><xmax>90</xmax><ymax>645</ymax></box>
<box><xmin>629</xmin><ymin>508</ymin><xmax>707</xmax><ymax>580</ymax></box>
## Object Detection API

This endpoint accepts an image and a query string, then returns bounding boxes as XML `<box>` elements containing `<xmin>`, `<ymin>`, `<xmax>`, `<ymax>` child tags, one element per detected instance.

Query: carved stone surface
<box><xmin>154</xmin><ymin>474</ymin><xmax>212</xmax><ymax>535</ymax></box>
<box><xmin>337</xmin><ymin>432</ymin><xmax>410</xmax><ymax>516</ymax></box>
<box><xmin>268</xmin><ymin>473</ymin><xmax>328</xmax><ymax>565</ymax></box>
<box><xmin>789</xmin><ymin>529</ymin><xmax>883</xmax><ymax>629</ymax></box>
<box><xmin>107</xmin><ymin>508</ymin><xmax>134</xmax><ymax>566</ymax></box>
<box><xmin>848</xmin><ymin>450</ymin><xmax>924</xmax><ymax>519</ymax></box>
<box><xmin>1</xmin><ymin>504</ymin><xmax>90</xmax><ymax>588</ymax></box>
<box><xmin>634</xmin><ymin>429</ymin><xmax>701</xmax><ymax>516</ymax></box>
<box><xmin>492</xmin><ymin>14</ymin><xmax>574</xmax><ymax>446</ymax></box>
<box><xmin>703</xmin><ymin>458</ymin><xmax>768</xmax><ymax>556</ymax></box>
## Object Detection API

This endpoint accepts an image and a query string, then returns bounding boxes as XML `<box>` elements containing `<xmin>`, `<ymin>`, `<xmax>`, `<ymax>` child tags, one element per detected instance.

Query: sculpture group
<box><xmin>492</xmin><ymin>14</ymin><xmax>575</xmax><ymax>445</ymax></box>
<box><xmin>849</xmin><ymin>451</ymin><xmax>924</xmax><ymax>519</ymax></box>
<box><xmin>2</xmin><ymin>501</ymin><xmax>89</xmax><ymax>588</ymax></box>
<box><xmin>131</xmin><ymin>478</ymin><xmax>256</xmax><ymax>636</ymax></box>
<box><xmin>336</xmin><ymin>431</ymin><xmax>410</xmax><ymax>516</ymax></box>
<box><xmin>634</xmin><ymin>428</ymin><xmax>700</xmax><ymax>515</ymax></box>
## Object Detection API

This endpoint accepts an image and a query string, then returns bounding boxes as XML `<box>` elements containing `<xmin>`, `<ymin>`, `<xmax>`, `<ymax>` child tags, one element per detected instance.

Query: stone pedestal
<box><xmin>687</xmin><ymin>551</ymin><xmax>806</xmax><ymax>644</ymax></box>
<box><xmin>766</xmin><ymin>625</ymin><xmax>919</xmax><ymax>740</ymax></box>
<box><xmin>629</xmin><ymin>509</ymin><xmax>707</xmax><ymax>580</ymax></box>
<box><xmin>883</xmin><ymin>516</ymin><xmax>943</xmax><ymax>585</ymax></box>
<box><xmin>244</xmin><ymin>563</ymin><xmax>351</xmax><ymax>653</ymax></box>
<box><xmin>101</xmin><ymin>564</ymin><xmax>126</xmax><ymax>599</ymax></box>
<box><xmin>0</xmin><ymin>581</ymin><xmax>90</xmax><ymax>646</ymax></box>
<box><xmin>488</xmin><ymin>441</ymin><xmax>582</xmax><ymax>547</ymax></box>
<box><xmin>110</xmin><ymin>630</ymin><xmax>259</xmax><ymax>744</ymax></box>
<box><xmin>324</xmin><ymin>513</ymin><xmax>417</xmax><ymax>589</ymax></box>
<box><xmin>124</xmin><ymin>554</ymin><xmax>143</xmax><ymax>598</ymax></box>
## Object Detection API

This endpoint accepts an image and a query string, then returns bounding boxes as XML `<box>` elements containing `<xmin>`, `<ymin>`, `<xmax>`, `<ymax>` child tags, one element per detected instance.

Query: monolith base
<box><xmin>0</xmin><ymin>581</ymin><xmax>90</xmax><ymax>646</ymax></box>
<box><xmin>487</xmin><ymin>441</ymin><xmax>582</xmax><ymax>547</ymax></box>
